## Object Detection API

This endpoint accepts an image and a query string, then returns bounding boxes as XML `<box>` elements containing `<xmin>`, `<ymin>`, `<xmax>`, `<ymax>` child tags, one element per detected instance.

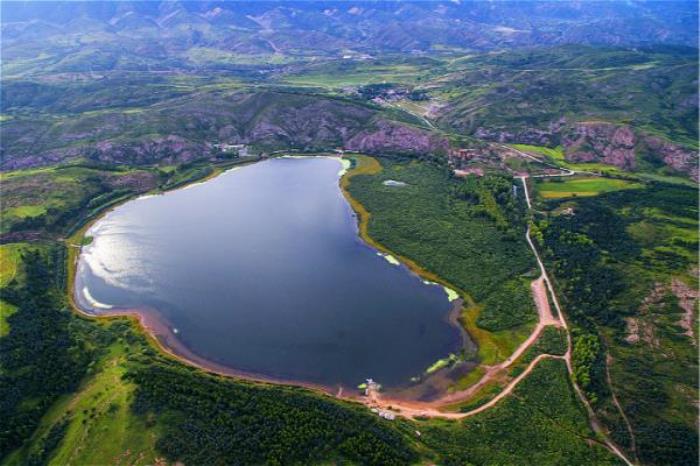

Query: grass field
<box><xmin>512</xmin><ymin>144</ymin><xmax>566</xmax><ymax>161</ymax></box>
<box><xmin>3</xmin><ymin>330</ymin><xmax>160</xmax><ymax>466</ymax></box>
<box><xmin>0</xmin><ymin>244</ymin><xmax>27</xmax><ymax>339</ymax></box>
<box><xmin>0</xmin><ymin>301</ymin><xmax>18</xmax><ymax>338</ymax></box>
<box><xmin>184</xmin><ymin>47</ymin><xmax>296</xmax><ymax>66</ymax></box>
<box><xmin>512</xmin><ymin>144</ymin><xmax>626</xmax><ymax>174</ymax></box>
<box><xmin>4</xmin><ymin>205</ymin><xmax>47</xmax><ymax>219</ymax></box>
<box><xmin>0</xmin><ymin>244</ymin><xmax>26</xmax><ymax>287</ymax></box>
<box><xmin>283</xmin><ymin>64</ymin><xmax>425</xmax><ymax>88</ymax></box>
<box><xmin>536</xmin><ymin>176</ymin><xmax>642</xmax><ymax>199</ymax></box>
<box><xmin>45</xmin><ymin>344</ymin><xmax>159</xmax><ymax>465</ymax></box>
<box><xmin>460</xmin><ymin>304</ymin><xmax>535</xmax><ymax>365</ymax></box>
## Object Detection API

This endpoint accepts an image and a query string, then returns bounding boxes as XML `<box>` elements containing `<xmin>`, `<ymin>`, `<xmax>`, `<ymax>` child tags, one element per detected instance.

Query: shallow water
<box><xmin>76</xmin><ymin>157</ymin><xmax>463</xmax><ymax>389</ymax></box>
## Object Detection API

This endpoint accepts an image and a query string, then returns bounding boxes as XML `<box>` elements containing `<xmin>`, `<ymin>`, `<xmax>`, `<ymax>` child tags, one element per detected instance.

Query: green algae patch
<box><xmin>444</xmin><ymin>287</ymin><xmax>460</xmax><ymax>302</ymax></box>
<box><xmin>338</xmin><ymin>158</ymin><xmax>352</xmax><ymax>176</ymax></box>
<box><xmin>425</xmin><ymin>353</ymin><xmax>459</xmax><ymax>374</ymax></box>
<box><xmin>423</xmin><ymin>279</ymin><xmax>460</xmax><ymax>301</ymax></box>
<box><xmin>377</xmin><ymin>252</ymin><xmax>401</xmax><ymax>266</ymax></box>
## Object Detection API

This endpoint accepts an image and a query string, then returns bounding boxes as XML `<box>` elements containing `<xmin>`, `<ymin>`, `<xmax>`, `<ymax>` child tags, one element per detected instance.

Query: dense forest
<box><xmin>0</xmin><ymin>247</ymin><xmax>94</xmax><ymax>456</ymax></box>
<box><xmin>0</xmin><ymin>154</ymin><xmax>632</xmax><ymax>465</ymax></box>
<box><xmin>534</xmin><ymin>182</ymin><xmax>698</xmax><ymax>465</ymax></box>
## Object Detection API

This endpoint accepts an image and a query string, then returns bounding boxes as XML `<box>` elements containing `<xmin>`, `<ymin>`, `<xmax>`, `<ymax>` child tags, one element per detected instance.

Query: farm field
<box><xmin>536</xmin><ymin>176</ymin><xmax>642</xmax><ymax>198</ymax></box>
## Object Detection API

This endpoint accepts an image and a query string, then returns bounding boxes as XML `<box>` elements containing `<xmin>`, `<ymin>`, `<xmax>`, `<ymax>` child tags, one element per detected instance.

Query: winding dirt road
<box><xmin>362</xmin><ymin>177</ymin><xmax>564</xmax><ymax>416</ymax></box>
<box><xmin>361</xmin><ymin>173</ymin><xmax>635</xmax><ymax>465</ymax></box>
<box><xmin>520</xmin><ymin>175</ymin><xmax>634</xmax><ymax>466</ymax></box>
<box><xmin>362</xmin><ymin>353</ymin><xmax>565</xmax><ymax>420</ymax></box>
<box><xmin>607</xmin><ymin>354</ymin><xmax>639</xmax><ymax>463</ymax></box>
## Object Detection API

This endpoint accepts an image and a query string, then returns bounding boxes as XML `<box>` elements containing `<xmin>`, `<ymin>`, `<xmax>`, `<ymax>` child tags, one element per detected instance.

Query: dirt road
<box><xmin>362</xmin><ymin>353</ymin><xmax>565</xmax><ymax>420</ymax></box>
<box><xmin>362</xmin><ymin>174</ymin><xmax>635</xmax><ymax>465</ymax></box>
<box><xmin>363</xmin><ymin>215</ymin><xmax>565</xmax><ymax>413</ymax></box>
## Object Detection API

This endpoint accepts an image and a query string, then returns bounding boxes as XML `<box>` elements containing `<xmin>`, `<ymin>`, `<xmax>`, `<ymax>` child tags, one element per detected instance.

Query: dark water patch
<box><xmin>76</xmin><ymin>157</ymin><xmax>465</xmax><ymax>390</ymax></box>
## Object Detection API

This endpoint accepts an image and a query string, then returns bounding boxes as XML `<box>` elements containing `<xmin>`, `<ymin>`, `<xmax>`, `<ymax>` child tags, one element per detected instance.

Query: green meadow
<box><xmin>0</xmin><ymin>244</ymin><xmax>27</xmax><ymax>337</ymax></box>
<box><xmin>536</xmin><ymin>176</ymin><xmax>642</xmax><ymax>199</ymax></box>
<box><xmin>3</xmin><ymin>335</ymin><xmax>160</xmax><ymax>466</ymax></box>
<box><xmin>512</xmin><ymin>144</ymin><xmax>626</xmax><ymax>174</ymax></box>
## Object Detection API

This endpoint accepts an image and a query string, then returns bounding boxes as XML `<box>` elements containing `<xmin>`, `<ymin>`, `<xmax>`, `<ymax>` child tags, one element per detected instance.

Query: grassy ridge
<box><xmin>3</xmin><ymin>327</ymin><xmax>160</xmax><ymax>465</ymax></box>
<box><xmin>0</xmin><ymin>165</ymin><xmax>157</xmax><ymax>235</ymax></box>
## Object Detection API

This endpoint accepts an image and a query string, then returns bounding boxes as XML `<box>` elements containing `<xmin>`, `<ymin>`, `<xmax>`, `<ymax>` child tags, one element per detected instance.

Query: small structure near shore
<box><xmin>362</xmin><ymin>378</ymin><xmax>381</xmax><ymax>396</ymax></box>
<box><xmin>371</xmin><ymin>408</ymin><xmax>396</xmax><ymax>421</ymax></box>
<box><xmin>213</xmin><ymin>143</ymin><xmax>254</xmax><ymax>157</ymax></box>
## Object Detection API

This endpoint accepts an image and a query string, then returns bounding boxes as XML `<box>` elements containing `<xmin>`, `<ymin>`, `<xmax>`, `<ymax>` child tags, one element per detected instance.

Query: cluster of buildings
<box><xmin>212</xmin><ymin>143</ymin><xmax>253</xmax><ymax>157</ymax></box>
<box><xmin>449</xmin><ymin>147</ymin><xmax>481</xmax><ymax>162</ymax></box>
<box><xmin>362</xmin><ymin>378</ymin><xmax>397</xmax><ymax>421</ymax></box>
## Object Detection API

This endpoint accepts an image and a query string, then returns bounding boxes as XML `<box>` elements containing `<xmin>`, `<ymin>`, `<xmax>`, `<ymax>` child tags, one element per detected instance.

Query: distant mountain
<box><xmin>1</xmin><ymin>2</ymin><xmax>697</xmax><ymax>179</ymax></box>
<box><xmin>2</xmin><ymin>1</ymin><xmax>697</xmax><ymax>76</ymax></box>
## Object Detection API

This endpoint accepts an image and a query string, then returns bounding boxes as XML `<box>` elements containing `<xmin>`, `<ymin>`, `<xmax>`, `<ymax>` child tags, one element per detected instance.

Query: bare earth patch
<box><xmin>624</xmin><ymin>318</ymin><xmax>640</xmax><ymax>344</ymax></box>
<box><xmin>628</xmin><ymin>278</ymin><xmax>698</xmax><ymax>347</ymax></box>
<box><xmin>671</xmin><ymin>278</ymin><xmax>699</xmax><ymax>345</ymax></box>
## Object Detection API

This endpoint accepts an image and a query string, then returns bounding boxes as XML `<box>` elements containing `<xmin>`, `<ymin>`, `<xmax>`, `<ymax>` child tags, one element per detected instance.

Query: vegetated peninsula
<box><xmin>1</xmin><ymin>1</ymin><xmax>697</xmax><ymax>465</ymax></box>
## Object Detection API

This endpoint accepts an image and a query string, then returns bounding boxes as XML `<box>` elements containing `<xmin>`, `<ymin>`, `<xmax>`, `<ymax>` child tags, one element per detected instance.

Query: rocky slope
<box><xmin>345</xmin><ymin>120</ymin><xmax>449</xmax><ymax>156</ymax></box>
<box><xmin>435</xmin><ymin>45</ymin><xmax>697</xmax><ymax>179</ymax></box>
<box><xmin>0</xmin><ymin>90</ymin><xmax>449</xmax><ymax>169</ymax></box>
<box><xmin>475</xmin><ymin>120</ymin><xmax>698</xmax><ymax>180</ymax></box>
<box><xmin>563</xmin><ymin>122</ymin><xmax>699</xmax><ymax>179</ymax></box>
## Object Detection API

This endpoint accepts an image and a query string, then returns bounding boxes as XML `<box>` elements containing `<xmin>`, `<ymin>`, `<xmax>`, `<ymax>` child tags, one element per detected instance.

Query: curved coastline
<box><xmin>74</xmin><ymin>294</ymin><xmax>347</xmax><ymax>397</ymax></box>
<box><xmin>67</xmin><ymin>154</ymin><xmax>475</xmax><ymax>405</ymax></box>
<box><xmin>338</xmin><ymin>155</ymin><xmax>475</xmax><ymax>307</ymax></box>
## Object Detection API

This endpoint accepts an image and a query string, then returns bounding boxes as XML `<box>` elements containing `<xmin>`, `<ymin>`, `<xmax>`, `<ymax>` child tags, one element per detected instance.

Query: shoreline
<box><xmin>77</xmin><ymin>300</ymin><xmax>349</xmax><ymax>397</ymax></box>
<box><xmin>338</xmin><ymin>155</ymin><xmax>477</xmax><ymax>308</ymax></box>
<box><xmin>66</xmin><ymin>156</ymin><xmax>354</xmax><ymax>399</ymax></box>
<box><xmin>67</xmin><ymin>154</ymin><xmax>473</xmax><ymax>406</ymax></box>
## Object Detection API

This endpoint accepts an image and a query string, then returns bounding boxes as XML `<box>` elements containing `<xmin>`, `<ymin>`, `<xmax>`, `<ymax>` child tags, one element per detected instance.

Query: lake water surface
<box><xmin>76</xmin><ymin>157</ymin><xmax>462</xmax><ymax>390</ymax></box>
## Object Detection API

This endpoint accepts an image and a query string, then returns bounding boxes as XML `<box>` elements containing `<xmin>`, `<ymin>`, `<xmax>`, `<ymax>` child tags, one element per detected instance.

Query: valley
<box><xmin>1</xmin><ymin>2</ymin><xmax>697</xmax><ymax>465</ymax></box>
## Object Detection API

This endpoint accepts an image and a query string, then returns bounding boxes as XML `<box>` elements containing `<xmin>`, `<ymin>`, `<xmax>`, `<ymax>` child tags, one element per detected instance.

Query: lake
<box><xmin>75</xmin><ymin>157</ymin><xmax>463</xmax><ymax>390</ymax></box>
